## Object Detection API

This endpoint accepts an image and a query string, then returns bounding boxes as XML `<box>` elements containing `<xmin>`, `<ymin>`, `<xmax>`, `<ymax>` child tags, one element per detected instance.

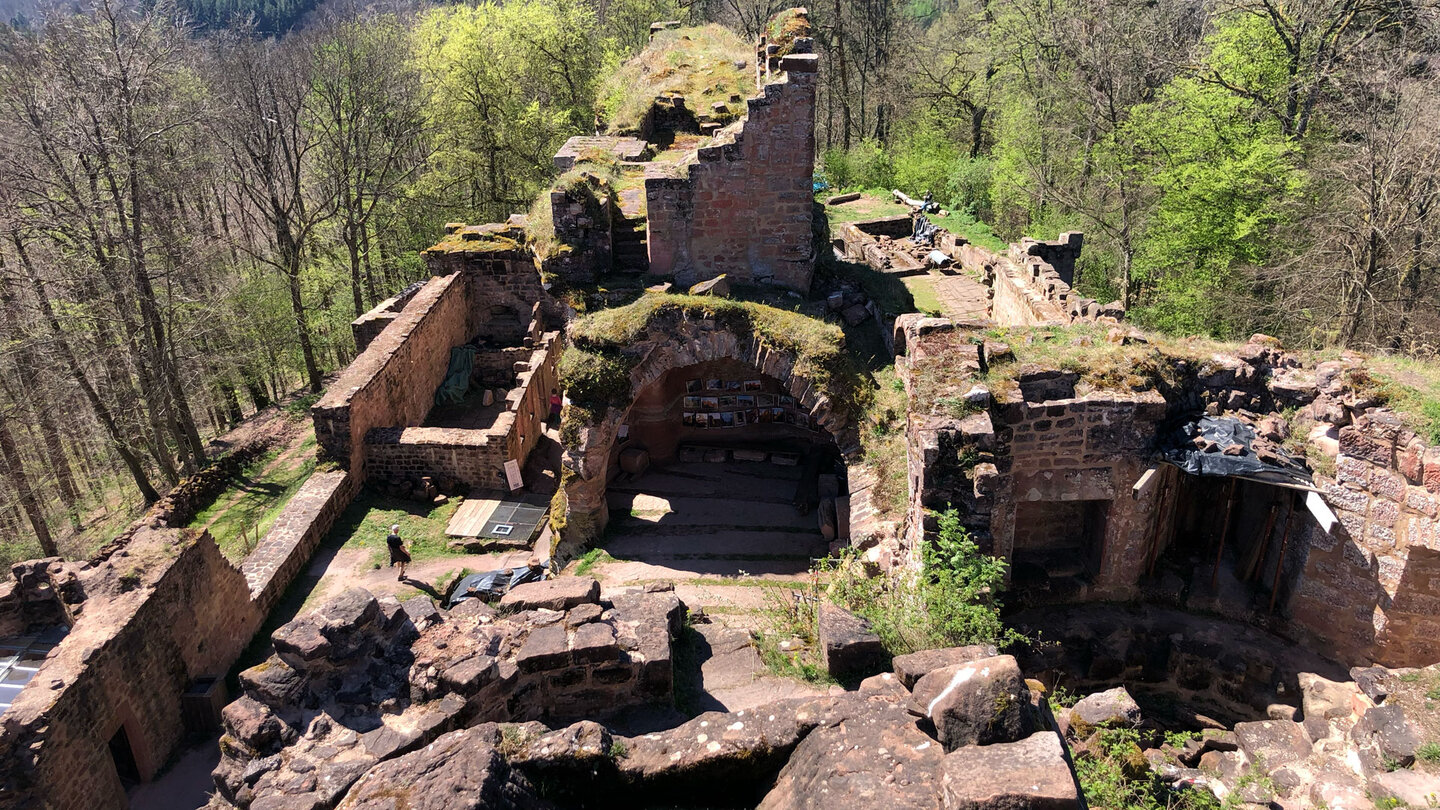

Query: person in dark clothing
<box><xmin>387</xmin><ymin>524</ymin><xmax>411</xmax><ymax>580</ymax></box>
<box><xmin>549</xmin><ymin>388</ymin><xmax>563</xmax><ymax>426</ymax></box>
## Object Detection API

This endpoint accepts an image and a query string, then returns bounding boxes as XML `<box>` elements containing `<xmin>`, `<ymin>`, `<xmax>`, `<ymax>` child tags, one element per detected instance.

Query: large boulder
<box><xmin>910</xmin><ymin>655</ymin><xmax>1037</xmax><ymax>751</ymax></box>
<box><xmin>499</xmin><ymin>577</ymin><xmax>600</xmax><ymax>612</ymax></box>
<box><xmin>939</xmin><ymin>731</ymin><xmax>1081</xmax><ymax>810</ymax></box>
<box><xmin>757</xmin><ymin>699</ymin><xmax>944</xmax><ymax>810</ymax></box>
<box><xmin>1351</xmin><ymin>705</ymin><xmax>1423</xmax><ymax>773</ymax></box>
<box><xmin>1069</xmin><ymin>686</ymin><xmax>1141</xmax><ymax>729</ymax></box>
<box><xmin>336</xmin><ymin>728</ymin><xmax>544</xmax><ymax>810</ymax></box>
<box><xmin>1233</xmin><ymin>720</ymin><xmax>1312</xmax><ymax>768</ymax></box>
<box><xmin>892</xmin><ymin>645</ymin><xmax>998</xmax><ymax>689</ymax></box>
<box><xmin>817</xmin><ymin>603</ymin><xmax>888</xmax><ymax>681</ymax></box>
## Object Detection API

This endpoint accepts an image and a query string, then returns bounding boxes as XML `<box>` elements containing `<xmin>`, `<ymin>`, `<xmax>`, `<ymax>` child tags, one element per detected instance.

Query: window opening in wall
<box><xmin>0</xmin><ymin>625</ymin><xmax>68</xmax><ymax>716</ymax></box>
<box><xmin>108</xmin><ymin>724</ymin><xmax>140</xmax><ymax>786</ymax></box>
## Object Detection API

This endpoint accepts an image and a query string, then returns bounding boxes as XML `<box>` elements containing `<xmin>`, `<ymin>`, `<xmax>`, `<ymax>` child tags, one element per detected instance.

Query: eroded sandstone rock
<box><xmin>910</xmin><ymin>655</ymin><xmax>1037</xmax><ymax>751</ymax></box>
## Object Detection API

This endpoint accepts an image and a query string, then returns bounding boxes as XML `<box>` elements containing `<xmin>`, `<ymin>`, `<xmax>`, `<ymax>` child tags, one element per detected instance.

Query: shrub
<box><xmin>1418</xmin><ymin>742</ymin><xmax>1440</xmax><ymax>763</ymax></box>
<box><xmin>824</xmin><ymin>508</ymin><xmax>1020</xmax><ymax>655</ymax></box>
<box><xmin>1078</xmin><ymin>728</ymin><xmax>1221</xmax><ymax>810</ymax></box>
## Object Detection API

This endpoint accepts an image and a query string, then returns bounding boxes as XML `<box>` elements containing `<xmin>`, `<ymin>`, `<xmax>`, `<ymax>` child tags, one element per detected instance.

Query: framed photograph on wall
<box><xmin>737</xmin><ymin>395</ymin><xmax>755</xmax><ymax>407</ymax></box>
<box><xmin>683</xmin><ymin>412</ymin><xmax>697</xmax><ymax>426</ymax></box>
<box><xmin>780</xmin><ymin>395</ymin><xmax>796</xmax><ymax>408</ymax></box>
<box><xmin>708</xmin><ymin>413</ymin><xmax>724</xmax><ymax>427</ymax></box>
<box><xmin>686</xmin><ymin>379</ymin><xmax>703</xmax><ymax>393</ymax></box>
<box><xmin>726</xmin><ymin>380</ymin><xmax>742</xmax><ymax>391</ymax></box>
<box><xmin>757</xmin><ymin>394</ymin><xmax>775</xmax><ymax>407</ymax></box>
<box><xmin>746</xmin><ymin>408</ymin><xmax>760</xmax><ymax>424</ymax></box>
<box><xmin>735</xmin><ymin>410</ymin><xmax>747</xmax><ymax>427</ymax></box>
<box><xmin>720</xmin><ymin>411</ymin><xmax>736</xmax><ymax>427</ymax></box>
<box><xmin>701</xmin><ymin>396</ymin><xmax>719</xmax><ymax>410</ymax></box>
<box><xmin>705</xmin><ymin>379</ymin><xmax>722</xmax><ymax>391</ymax></box>
<box><xmin>683</xmin><ymin>396</ymin><xmax>700</xmax><ymax>409</ymax></box>
<box><xmin>744</xmin><ymin>380</ymin><xmax>762</xmax><ymax>392</ymax></box>
<box><xmin>719</xmin><ymin>395</ymin><xmax>737</xmax><ymax>408</ymax></box>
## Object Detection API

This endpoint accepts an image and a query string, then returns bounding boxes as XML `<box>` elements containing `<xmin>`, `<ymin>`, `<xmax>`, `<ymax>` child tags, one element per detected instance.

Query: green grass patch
<box><xmin>903</xmin><ymin>275</ymin><xmax>944</xmax><ymax>316</ymax></box>
<box><xmin>562</xmin><ymin>293</ymin><xmax>869</xmax><ymax>422</ymax></box>
<box><xmin>573</xmin><ymin>548</ymin><xmax>614</xmax><ymax>576</ymax></box>
<box><xmin>598</xmin><ymin>24</ymin><xmax>750</xmax><ymax>136</ymax></box>
<box><xmin>187</xmin><ymin>433</ymin><xmax>319</xmax><ymax>561</ymax></box>
<box><xmin>322</xmin><ymin>488</ymin><xmax>463</xmax><ymax>567</ymax></box>
<box><xmin>755</xmin><ymin>586</ymin><xmax>837</xmax><ymax>686</ymax></box>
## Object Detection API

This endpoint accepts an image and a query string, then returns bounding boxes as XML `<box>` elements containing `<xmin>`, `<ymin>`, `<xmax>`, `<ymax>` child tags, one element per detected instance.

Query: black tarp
<box><xmin>1159</xmin><ymin>414</ymin><xmax>1314</xmax><ymax>489</ymax></box>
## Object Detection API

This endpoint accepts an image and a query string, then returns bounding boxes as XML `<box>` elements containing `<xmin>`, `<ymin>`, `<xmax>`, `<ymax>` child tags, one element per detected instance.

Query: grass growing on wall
<box><xmin>562</xmin><ymin>293</ymin><xmax>870</xmax><ymax>421</ymax></box>
<box><xmin>598</xmin><ymin>24</ymin><xmax>751</xmax><ymax>135</ymax></box>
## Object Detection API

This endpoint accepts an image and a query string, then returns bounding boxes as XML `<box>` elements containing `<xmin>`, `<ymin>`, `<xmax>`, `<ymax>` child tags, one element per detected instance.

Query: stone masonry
<box><xmin>644</xmin><ymin>28</ymin><xmax>818</xmax><ymax>290</ymax></box>
<box><xmin>0</xmin><ymin>528</ymin><xmax>262</xmax><ymax>810</ymax></box>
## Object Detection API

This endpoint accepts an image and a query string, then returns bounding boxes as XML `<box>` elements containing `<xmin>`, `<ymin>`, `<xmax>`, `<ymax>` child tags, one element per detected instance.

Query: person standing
<box><xmin>387</xmin><ymin>524</ymin><xmax>411</xmax><ymax>581</ymax></box>
<box><xmin>549</xmin><ymin>388</ymin><xmax>563</xmax><ymax>426</ymax></box>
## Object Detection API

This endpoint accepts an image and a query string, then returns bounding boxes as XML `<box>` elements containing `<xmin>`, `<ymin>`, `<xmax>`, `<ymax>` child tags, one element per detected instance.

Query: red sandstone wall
<box><xmin>0</xmin><ymin>529</ymin><xmax>260</xmax><ymax>810</ymax></box>
<box><xmin>1290</xmin><ymin>413</ymin><xmax>1440</xmax><ymax>666</ymax></box>
<box><xmin>365</xmin><ymin>332</ymin><xmax>561</xmax><ymax>490</ymax></box>
<box><xmin>645</xmin><ymin>55</ymin><xmax>818</xmax><ymax>291</ymax></box>
<box><xmin>313</xmin><ymin>273</ymin><xmax>471</xmax><ymax>472</ymax></box>
<box><xmin>241</xmin><ymin>470</ymin><xmax>358</xmax><ymax>615</ymax></box>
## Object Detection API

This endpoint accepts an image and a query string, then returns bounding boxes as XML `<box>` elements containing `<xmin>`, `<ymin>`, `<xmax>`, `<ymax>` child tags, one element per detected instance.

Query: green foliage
<box><xmin>824</xmin><ymin>508</ymin><xmax>1021</xmax><ymax>655</ymax></box>
<box><xmin>1122</xmin><ymin>16</ymin><xmax>1303</xmax><ymax>337</ymax></box>
<box><xmin>755</xmin><ymin>586</ymin><xmax>838</xmax><ymax>685</ymax></box>
<box><xmin>558</xmin><ymin>346</ymin><xmax>637</xmax><ymax>412</ymax></box>
<box><xmin>573</xmin><ymin>548</ymin><xmax>614</xmax><ymax>576</ymax></box>
<box><xmin>1077</xmin><ymin>728</ymin><xmax>1222</xmax><ymax>810</ymax></box>
<box><xmin>185</xmin><ymin>434</ymin><xmax>318</xmax><ymax>561</ymax></box>
<box><xmin>415</xmin><ymin>0</ymin><xmax>607</xmax><ymax>225</ymax></box>
<box><xmin>1417</xmin><ymin>742</ymin><xmax>1440</xmax><ymax>763</ymax></box>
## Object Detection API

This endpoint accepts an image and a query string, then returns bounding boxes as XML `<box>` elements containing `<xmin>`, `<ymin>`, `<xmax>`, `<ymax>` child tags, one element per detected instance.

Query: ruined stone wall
<box><xmin>0</xmin><ymin>529</ymin><xmax>261</xmax><ymax>810</ymax></box>
<box><xmin>644</xmin><ymin>53</ymin><xmax>818</xmax><ymax>291</ymax></box>
<box><xmin>351</xmin><ymin>283</ymin><xmax>425</xmax><ymax>353</ymax></box>
<box><xmin>364</xmin><ymin>332</ymin><xmax>560</xmax><ymax>491</ymax></box>
<box><xmin>312</xmin><ymin>272</ymin><xmax>470</xmax><ymax>472</ymax></box>
<box><xmin>240</xmin><ymin>470</ymin><xmax>358</xmax><ymax>615</ymax></box>
<box><xmin>1292</xmin><ymin>408</ymin><xmax>1440</xmax><ymax>667</ymax></box>
<box><xmin>953</xmin><ymin>234</ymin><xmax>1122</xmax><ymax>327</ymax></box>
<box><xmin>425</xmin><ymin>248</ymin><xmax>545</xmax><ymax>346</ymax></box>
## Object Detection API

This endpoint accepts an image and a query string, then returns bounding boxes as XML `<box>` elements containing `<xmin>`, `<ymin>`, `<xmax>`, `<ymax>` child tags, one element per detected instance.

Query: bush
<box><xmin>824</xmin><ymin>508</ymin><xmax>1020</xmax><ymax>655</ymax></box>
<box><xmin>822</xmin><ymin>139</ymin><xmax>894</xmax><ymax>192</ymax></box>
<box><xmin>1077</xmin><ymin>728</ymin><xmax>1221</xmax><ymax>810</ymax></box>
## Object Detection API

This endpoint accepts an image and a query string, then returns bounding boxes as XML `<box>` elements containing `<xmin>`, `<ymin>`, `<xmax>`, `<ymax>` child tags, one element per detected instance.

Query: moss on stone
<box><xmin>565</xmin><ymin>293</ymin><xmax>869</xmax><ymax>421</ymax></box>
<box><xmin>765</xmin><ymin>8</ymin><xmax>811</xmax><ymax>58</ymax></box>
<box><xmin>597</xmin><ymin>24</ymin><xmax>751</xmax><ymax>135</ymax></box>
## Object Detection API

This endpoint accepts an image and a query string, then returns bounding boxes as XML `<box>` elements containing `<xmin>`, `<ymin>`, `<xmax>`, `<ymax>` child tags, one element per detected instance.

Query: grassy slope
<box><xmin>822</xmin><ymin>190</ymin><xmax>1007</xmax><ymax>252</ymax></box>
<box><xmin>186</xmin><ymin>432</ymin><xmax>318</xmax><ymax>561</ymax></box>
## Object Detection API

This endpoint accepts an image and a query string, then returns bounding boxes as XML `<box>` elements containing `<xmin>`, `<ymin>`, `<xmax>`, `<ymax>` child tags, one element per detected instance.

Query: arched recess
<box><xmin>556</xmin><ymin>299</ymin><xmax>865</xmax><ymax>551</ymax></box>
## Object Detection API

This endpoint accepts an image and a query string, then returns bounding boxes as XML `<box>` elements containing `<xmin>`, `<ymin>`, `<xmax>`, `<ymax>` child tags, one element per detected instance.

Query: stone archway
<box><xmin>556</xmin><ymin>303</ymin><xmax>863</xmax><ymax>550</ymax></box>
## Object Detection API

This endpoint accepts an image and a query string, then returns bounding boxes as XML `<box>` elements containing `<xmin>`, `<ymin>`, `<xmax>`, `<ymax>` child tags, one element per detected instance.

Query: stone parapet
<box><xmin>240</xmin><ymin>469</ymin><xmax>358</xmax><ymax>615</ymax></box>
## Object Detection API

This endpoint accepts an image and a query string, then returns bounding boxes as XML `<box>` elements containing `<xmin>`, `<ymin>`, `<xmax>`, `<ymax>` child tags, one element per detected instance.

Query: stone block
<box><xmin>911</xmin><ymin>655</ymin><xmax>1037</xmax><ymax>751</ymax></box>
<box><xmin>816</xmin><ymin>603</ymin><xmax>887</xmax><ymax>681</ymax></box>
<box><xmin>891</xmin><ymin>644</ymin><xmax>998</xmax><ymax>689</ymax></box>
<box><xmin>940</xmin><ymin>731</ymin><xmax>1080</xmax><ymax>810</ymax></box>
<box><xmin>1069</xmin><ymin>686</ymin><xmax>1141</xmax><ymax>728</ymax></box>
<box><xmin>516</xmin><ymin>623</ymin><xmax>570</xmax><ymax>673</ymax></box>
<box><xmin>499</xmin><ymin>577</ymin><xmax>600</xmax><ymax>612</ymax></box>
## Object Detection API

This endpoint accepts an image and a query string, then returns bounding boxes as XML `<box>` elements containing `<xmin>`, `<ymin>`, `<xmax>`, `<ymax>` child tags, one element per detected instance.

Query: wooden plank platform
<box><xmin>446</xmin><ymin>497</ymin><xmax>500</xmax><ymax>538</ymax></box>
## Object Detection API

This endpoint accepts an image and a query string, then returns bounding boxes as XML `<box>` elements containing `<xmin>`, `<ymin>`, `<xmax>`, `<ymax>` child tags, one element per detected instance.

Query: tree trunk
<box><xmin>0</xmin><ymin>411</ymin><xmax>57</xmax><ymax>557</ymax></box>
<box><xmin>13</xmin><ymin>235</ymin><xmax>160</xmax><ymax>504</ymax></box>
<box><xmin>287</xmin><ymin>261</ymin><xmax>324</xmax><ymax>393</ymax></box>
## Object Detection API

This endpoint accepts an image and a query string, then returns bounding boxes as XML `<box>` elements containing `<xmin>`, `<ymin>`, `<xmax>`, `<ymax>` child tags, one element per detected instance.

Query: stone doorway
<box><xmin>1010</xmin><ymin>498</ymin><xmax>1109</xmax><ymax>588</ymax></box>
<box><xmin>108</xmin><ymin>724</ymin><xmax>141</xmax><ymax>787</ymax></box>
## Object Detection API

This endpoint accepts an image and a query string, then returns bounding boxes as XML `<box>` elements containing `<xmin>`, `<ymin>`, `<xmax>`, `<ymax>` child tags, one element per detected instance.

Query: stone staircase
<box><xmin>613</xmin><ymin>187</ymin><xmax>649</xmax><ymax>274</ymax></box>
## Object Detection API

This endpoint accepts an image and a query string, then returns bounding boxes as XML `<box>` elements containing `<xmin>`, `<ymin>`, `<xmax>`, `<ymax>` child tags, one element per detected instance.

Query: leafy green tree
<box><xmin>1124</xmin><ymin>16</ymin><xmax>1305</xmax><ymax>336</ymax></box>
<box><xmin>414</xmin><ymin>0</ymin><xmax>606</xmax><ymax>224</ymax></box>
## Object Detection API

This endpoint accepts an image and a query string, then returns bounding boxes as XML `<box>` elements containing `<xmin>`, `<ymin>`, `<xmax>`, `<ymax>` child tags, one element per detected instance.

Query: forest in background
<box><xmin>0</xmin><ymin>0</ymin><xmax>1436</xmax><ymax>564</ymax></box>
